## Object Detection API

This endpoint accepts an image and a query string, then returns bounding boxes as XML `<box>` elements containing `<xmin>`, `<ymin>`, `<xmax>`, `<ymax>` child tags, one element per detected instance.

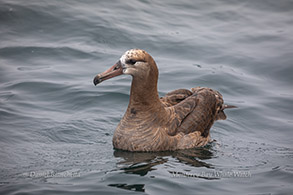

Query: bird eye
<box><xmin>127</xmin><ymin>59</ymin><xmax>136</xmax><ymax>65</ymax></box>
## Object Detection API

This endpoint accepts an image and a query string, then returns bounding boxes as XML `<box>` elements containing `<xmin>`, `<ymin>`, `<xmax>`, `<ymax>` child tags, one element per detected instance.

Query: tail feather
<box><xmin>217</xmin><ymin>110</ymin><xmax>227</xmax><ymax>120</ymax></box>
<box><xmin>216</xmin><ymin>104</ymin><xmax>237</xmax><ymax>120</ymax></box>
<box><xmin>223</xmin><ymin>104</ymin><xmax>237</xmax><ymax>109</ymax></box>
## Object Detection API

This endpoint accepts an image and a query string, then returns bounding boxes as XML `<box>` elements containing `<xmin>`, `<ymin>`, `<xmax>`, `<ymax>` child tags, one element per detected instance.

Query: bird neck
<box><xmin>127</xmin><ymin>61</ymin><xmax>165</xmax><ymax>114</ymax></box>
<box><xmin>128</xmin><ymin>75</ymin><xmax>161</xmax><ymax>109</ymax></box>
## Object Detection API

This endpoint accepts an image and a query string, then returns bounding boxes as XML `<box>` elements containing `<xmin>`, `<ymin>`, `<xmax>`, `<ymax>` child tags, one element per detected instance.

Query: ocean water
<box><xmin>0</xmin><ymin>0</ymin><xmax>293</xmax><ymax>194</ymax></box>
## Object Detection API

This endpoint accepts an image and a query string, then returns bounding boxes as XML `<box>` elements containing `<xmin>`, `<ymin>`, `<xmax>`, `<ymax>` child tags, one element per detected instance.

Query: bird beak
<box><xmin>93</xmin><ymin>61</ymin><xmax>123</xmax><ymax>85</ymax></box>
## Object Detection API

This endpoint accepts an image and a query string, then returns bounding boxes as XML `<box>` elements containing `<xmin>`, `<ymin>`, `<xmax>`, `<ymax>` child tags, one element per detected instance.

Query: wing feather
<box><xmin>166</xmin><ymin>87</ymin><xmax>223</xmax><ymax>138</ymax></box>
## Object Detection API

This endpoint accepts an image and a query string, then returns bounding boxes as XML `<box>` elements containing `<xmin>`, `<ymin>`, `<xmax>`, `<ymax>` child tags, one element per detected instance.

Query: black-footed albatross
<box><xmin>93</xmin><ymin>49</ymin><xmax>235</xmax><ymax>152</ymax></box>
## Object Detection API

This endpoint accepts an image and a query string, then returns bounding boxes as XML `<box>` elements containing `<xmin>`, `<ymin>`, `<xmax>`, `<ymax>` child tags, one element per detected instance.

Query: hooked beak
<box><xmin>93</xmin><ymin>61</ymin><xmax>124</xmax><ymax>85</ymax></box>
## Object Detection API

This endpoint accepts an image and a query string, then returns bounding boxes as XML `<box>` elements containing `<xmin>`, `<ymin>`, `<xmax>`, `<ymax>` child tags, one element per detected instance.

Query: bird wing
<box><xmin>166</xmin><ymin>87</ymin><xmax>224</xmax><ymax>137</ymax></box>
<box><xmin>160</xmin><ymin>89</ymin><xmax>193</xmax><ymax>107</ymax></box>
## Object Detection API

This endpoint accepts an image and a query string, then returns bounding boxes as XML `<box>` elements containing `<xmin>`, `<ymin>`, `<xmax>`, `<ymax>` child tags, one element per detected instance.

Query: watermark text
<box><xmin>171</xmin><ymin>170</ymin><xmax>251</xmax><ymax>179</ymax></box>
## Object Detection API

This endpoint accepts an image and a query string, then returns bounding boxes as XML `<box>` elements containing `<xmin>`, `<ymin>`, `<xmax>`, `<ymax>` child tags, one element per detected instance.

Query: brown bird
<box><xmin>93</xmin><ymin>49</ymin><xmax>235</xmax><ymax>152</ymax></box>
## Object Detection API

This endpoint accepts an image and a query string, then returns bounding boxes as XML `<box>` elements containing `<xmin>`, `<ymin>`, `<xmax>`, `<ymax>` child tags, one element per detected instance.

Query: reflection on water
<box><xmin>110</xmin><ymin>145</ymin><xmax>215</xmax><ymax>192</ymax></box>
<box><xmin>108</xmin><ymin>183</ymin><xmax>146</xmax><ymax>193</ymax></box>
<box><xmin>114</xmin><ymin>145</ymin><xmax>214</xmax><ymax>173</ymax></box>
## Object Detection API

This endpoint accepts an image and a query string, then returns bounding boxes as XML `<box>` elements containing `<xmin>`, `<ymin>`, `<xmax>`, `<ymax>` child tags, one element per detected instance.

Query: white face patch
<box><xmin>120</xmin><ymin>49</ymin><xmax>141</xmax><ymax>64</ymax></box>
<box><xmin>118</xmin><ymin>49</ymin><xmax>148</xmax><ymax>76</ymax></box>
<box><xmin>119</xmin><ymin>49</ymin><xmax>136</xmax><ymax>75</ymax></box>
<box><xmin>120</xmin><ymin>52</ymin><xmax>129</xmax><ymax>74</ymax></box>
<box><xmin>120</xmin><ymin>52</ymin><xmax>127</xmax><ymax>65</ymax></box>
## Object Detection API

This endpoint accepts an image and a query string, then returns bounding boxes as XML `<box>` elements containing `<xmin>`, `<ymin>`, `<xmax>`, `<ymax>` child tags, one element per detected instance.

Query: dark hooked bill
<box><xmin>93</xmin><ymin>61</ymin><xmax>123</xmax><ymax>85</ymax></box>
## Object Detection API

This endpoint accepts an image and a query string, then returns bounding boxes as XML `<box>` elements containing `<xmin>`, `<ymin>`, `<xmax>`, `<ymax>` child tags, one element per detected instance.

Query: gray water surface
<box><xmin>0</xmin><ymin>0</ymin><xmax>293</xmax><ymax>194</ymax></box>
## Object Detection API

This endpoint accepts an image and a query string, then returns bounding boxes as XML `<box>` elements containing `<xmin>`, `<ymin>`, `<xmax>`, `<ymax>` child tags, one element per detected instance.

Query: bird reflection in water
<box><xmin>108</xmin><ymin>143</ymin><xmax>215</xmax><ymax>192</ymax></box>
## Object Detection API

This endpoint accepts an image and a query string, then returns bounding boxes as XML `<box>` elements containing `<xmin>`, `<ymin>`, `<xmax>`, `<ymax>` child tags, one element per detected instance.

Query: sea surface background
<box><xmin>0</xmin><ymin>0</ymin><xmax>293</xmax><ymax>194</ymax></box>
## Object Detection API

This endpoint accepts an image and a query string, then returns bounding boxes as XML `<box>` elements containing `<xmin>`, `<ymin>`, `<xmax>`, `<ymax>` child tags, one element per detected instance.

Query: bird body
<box><xmin>94</xmin><ymin>49</ymin><xmax>234</xmax><ymax>152</ymax></box>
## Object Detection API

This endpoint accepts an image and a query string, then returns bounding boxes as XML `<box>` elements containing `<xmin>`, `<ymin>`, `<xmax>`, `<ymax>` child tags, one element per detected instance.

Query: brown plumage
<box><xmin>93</xmin><ymin>49</ymin><xmax>235</xmax><ymax>152</ymax></box>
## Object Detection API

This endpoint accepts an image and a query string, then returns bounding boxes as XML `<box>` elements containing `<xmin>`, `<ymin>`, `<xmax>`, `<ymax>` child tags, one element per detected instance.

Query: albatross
<box><xmin>93</xmin><ymin>49</ymin><xmax>235</xmax><ymax>152</ymax></box>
